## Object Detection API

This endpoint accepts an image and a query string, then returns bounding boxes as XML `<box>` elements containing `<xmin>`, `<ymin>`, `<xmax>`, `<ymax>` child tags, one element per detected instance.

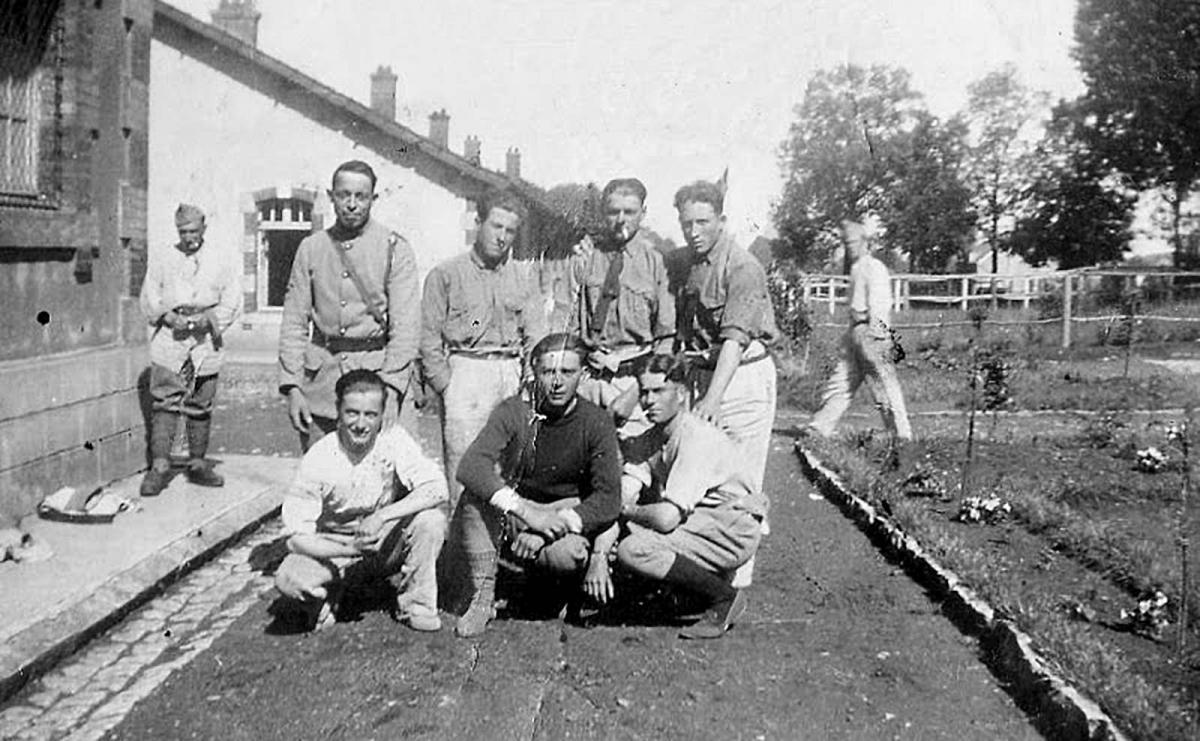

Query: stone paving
<box><xmin>0</xmin><ymin>522</ymin><xmax>283</xmax><ymax>741</ymax></box>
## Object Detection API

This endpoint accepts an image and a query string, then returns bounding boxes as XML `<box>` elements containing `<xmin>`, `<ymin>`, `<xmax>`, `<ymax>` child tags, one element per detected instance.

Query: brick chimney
<box><xmin>428</xmin><ymin>109</ymin><xmax>450</xmax><ymax>148</ymax></box>
<box><xmin>211</xmin><ymin>0</ymin><xmax>261</xmax><ymax>47</ymax></box>
<box><xmin>370</xmin><ymin>66</ymin><xmax>397</xmax><ymax>120</ymax></box>
<box><xmin>505</xmin><ymin>147</ymin><xmax>521</xmax><ymax>178</ymax></box>
<box><xmin>464</xmin><ymin>135</ymin><xmax>481</xmax><ymax>166</ymax></box>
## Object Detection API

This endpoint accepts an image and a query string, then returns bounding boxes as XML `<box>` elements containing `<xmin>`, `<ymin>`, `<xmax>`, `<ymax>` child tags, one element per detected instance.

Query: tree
<box><xmin>962</xmin><ymin>64</ymin><xmax>1048</xmax><ymax>275</ymax></box>
<box><xmin>774</xmin><ymin>64</ymin><xmax>925</xmax><ymax>268</ymax></box>
<box><xmin>1074</xmin><ymin>0</ymin><xmax>1200</xmax><ymax>266</ymax></box>
<box><xmin>1009</xmin><ymin>102</ymin><xmax>1135</xmax><ymax>269</ymax></box>
<box><xmin>880</xmin><ymin>112</ymin><xmax>976</xmax><ymax>273</ymax></box>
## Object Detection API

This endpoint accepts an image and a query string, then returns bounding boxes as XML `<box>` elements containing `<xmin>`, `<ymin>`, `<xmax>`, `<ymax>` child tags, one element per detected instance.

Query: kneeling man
<box><xmin>454</xmin><ymin>333</ymin><xmax>621</xmax><ymax>637</ymax></box>
<box><xmin>275</xmin><ymin>369</ymin><xmax>447</xmax><ymax>631</ymax></box>
<box><xmin>616</xmin><ymin>354</ymin><xmax>767</xmax><ymax>639</ymax></box>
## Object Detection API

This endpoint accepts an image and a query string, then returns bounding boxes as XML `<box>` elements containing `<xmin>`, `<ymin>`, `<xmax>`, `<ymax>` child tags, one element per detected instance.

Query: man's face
<box><xmin>603</xmin><ymin>192</ymin><xmax>646</xmax><ymax>246</ymax></box>
<box><xmin>535</xmin><ymin>350</ymin><xmax>583</xmax><ymax>412</ymax></box>
<box><xmin>329</xmin><ymin>171</ymin><xmax>376</xmax><ymax>232</ymax></box>
<box><xmin>639</xmin><ymin>371</ymin><xmax>685</xmax><ymax>426</ymax></box>
<box><xmin>841</xmin><ymin>222</ymin><xmax>869</xmax><ymax>261</ymax></box>
<box><xmin>177</xmin><ymin>222</ymin><xmax>205</xmax><ymax>251</ymax></box>
<box><xmin>475</xmin><ymin>206</ymin><xmax>521</xmax><ymax>263</ymax></box>
<box><xmin>677</xmin><ymin>201</ymin><xmax>724</xmax><ymax>255</ymax></box>
<box><xmin>336</xmin><ymin>388</ymin><xmax>385</xmax><ymax>455</ymax></box>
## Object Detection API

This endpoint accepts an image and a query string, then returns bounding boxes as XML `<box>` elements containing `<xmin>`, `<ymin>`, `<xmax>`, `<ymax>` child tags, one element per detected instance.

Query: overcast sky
<box><xmin>171</xmin><ymin>0</ymin><xmax>1084</xmax><ymax>242</ymax></box>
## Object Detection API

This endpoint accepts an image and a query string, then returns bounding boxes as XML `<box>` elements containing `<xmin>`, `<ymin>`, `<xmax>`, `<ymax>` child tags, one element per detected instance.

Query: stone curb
<box><xmin>0</xmin><ymin>485</ymin><xmax>285</xmax><ymax>705</ymax></box>
<box><xmin>794</xmin><ymin>442</ymin><xmax>1129</xmax><ymax>741</ymax></box>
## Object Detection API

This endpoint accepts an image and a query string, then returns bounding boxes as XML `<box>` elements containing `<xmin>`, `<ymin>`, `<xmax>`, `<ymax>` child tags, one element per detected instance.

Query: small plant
<box><xmin>1136</xmin><ymin>446</ymin><xmax>1168</xmax><ymax>473</ymax></box>
<box><xmin>1120</xmin><ymin>590</ymin><xmax>1170</xmax><ymax>640</ymax></box>
<box><xmin>955</xmin><ymin>495</ymin><xmax>1012</xmax><ymax>524</ymax></box>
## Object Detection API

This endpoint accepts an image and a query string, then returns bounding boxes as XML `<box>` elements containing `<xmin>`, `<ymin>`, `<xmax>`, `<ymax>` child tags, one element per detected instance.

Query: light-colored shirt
<box><xmin>281</xmin><ymin>425</ymin><xmax>447</xmax><ymax>536</ymax></box>
<box><xmin>671</xmin><ymin>232</ymin><xmax>779</xmax><ymax>352</ymax></box>
<box><xmin>140</xmin><ymin>242</ymin><xmax>241</xmax><ymax>376</ymax></box>
<box><xmin>278</xmin><ymin>219</ymin><xmax>420</xmax><ymax>395</ymax></box>
<box><xmin>849</xmin><ymin>253</ymin><xmax>893</xmax><ymax>334</ymax></box>
<box><xmin>569</xmin><ymin>231</ymin><xmax>675</xmax><ymax>353</ymax></box>
<box><xmin>420</xmin><ymin>249</ymin><xmax>546</xmax><ymax>394</ymax></box>
<box><xmin>637</xmin><ymin>412</ymin><xmax>768</xmax><ymax>517</ymax></box>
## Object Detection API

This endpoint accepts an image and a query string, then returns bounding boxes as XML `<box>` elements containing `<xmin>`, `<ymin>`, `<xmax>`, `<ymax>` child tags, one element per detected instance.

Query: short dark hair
<box><xmin>638</xmin><ymin>353</ymin><xmax>690</xmax><ymax>385</ymax></box>
<box><xmin>335</xmin><ymin>369</ymin><xmax>387</xmax><ymax>408</ymax></box>
<box><xmin>476</xmin><ymin>189</ymin><xmax>528</xmax><ymax>223</ymax></box>
<box><xmin>673</xmin><ymin>180</ymin><xmax>724</xmax><ymax>215</ymax></box>
<box><xmin>331</xmin><ymin>160</ymin><xmax>378</xmax><ymax>191</ymax></box>
<box><xmin>531</xmin><ymin>332</ymin><xmax>587</xmax><ymax>363</ymax></box>
<box><xmin>601</xmin><ymin>178</ymin><xmax>647</xmax><ymax>205</ymax></box>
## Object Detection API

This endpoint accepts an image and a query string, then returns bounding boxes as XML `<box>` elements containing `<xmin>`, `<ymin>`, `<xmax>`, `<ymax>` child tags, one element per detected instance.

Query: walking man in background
<box><xmin>139</xmin><ymin>203</ymin><xmax>241</xmax><ymax>496</ymax></box>
<box><xmin>453</xmin><ymin>333</ymin><xmax>621</xmax><ymax>637</ymax></box>
<box><xmin>808</xmin><ymin>218</ymin><xmax>912</xmax><ymax>441</ymax></box>
<box><xmin>275</xmin><ymin>370</ymin><xmax>447</xmax><ymax>632</ymax></box>
<box><xmin>616</xmin><ymin>353</ymin><xmax>766</xmax><ymax>639</ymax></box>
<box><xmin>278</xmin><ymin>160</ymin><xmax>420</xmax><ymax>450</ymax></box>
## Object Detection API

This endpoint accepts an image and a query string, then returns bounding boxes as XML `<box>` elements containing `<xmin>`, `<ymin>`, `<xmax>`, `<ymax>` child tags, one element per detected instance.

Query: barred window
<box><xmin>0</xmin><ymin>72</ymin><xmax>40</xmax><ymax>196</ymax></box>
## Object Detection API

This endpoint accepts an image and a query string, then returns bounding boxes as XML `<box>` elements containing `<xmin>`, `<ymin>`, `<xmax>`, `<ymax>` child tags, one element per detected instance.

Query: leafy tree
<box><xmin>774</xmin><ymin>64</ymin><xmax>925</xmax><ymax>268</ymax></box>
<box><xmin>527</xmin><ymin>182</ymin><xmax>604</xmax><ymax>259</ymax></box>
<box><xmin>1010</xmin><ymin>102</ymin><xmax>1135</xmax><ymax>269</ymax></box>
<box><xmin>1074</xmin><ymin>0</ymin><xmax>1200</xmax><ymax>266</ymax></box>
<box><xmin>962</xmin><ymin>64</ymin><xmax>1048</xmax><ymax>275</ymax></box>
<box><xmin>881</xmin><ymin>112</ymin><xmax>976</xmax><ymax>273</ymax></box>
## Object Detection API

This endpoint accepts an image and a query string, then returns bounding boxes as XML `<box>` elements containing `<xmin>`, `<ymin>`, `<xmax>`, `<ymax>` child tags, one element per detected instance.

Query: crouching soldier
<box><xmin>616</xmin><ymin>353</ymin><xmax>767</xmax><ymax>639</ymax></box>
<box><xmin>453</xmin><ymin>333</ymin><xmax>621</xmax><ymax>637</ymax></box>
<box><xmin>274</xmin><ymin>370</ymin><xmax>447</xmax><ymax>632</ymax></box>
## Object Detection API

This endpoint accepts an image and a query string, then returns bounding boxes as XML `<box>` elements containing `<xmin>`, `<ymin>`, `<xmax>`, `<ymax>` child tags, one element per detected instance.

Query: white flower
<box><xmin>1135</xmin><ymin>447</ymin><xmax>1168</xmax><ymax>473</ymax></box>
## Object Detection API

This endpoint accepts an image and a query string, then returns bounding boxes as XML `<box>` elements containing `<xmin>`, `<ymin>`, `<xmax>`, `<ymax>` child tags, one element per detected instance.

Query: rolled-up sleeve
<box><xmin>717</xmin><ymin>257</ymin><xmax>772</xmax><ymax>348</ymax></box>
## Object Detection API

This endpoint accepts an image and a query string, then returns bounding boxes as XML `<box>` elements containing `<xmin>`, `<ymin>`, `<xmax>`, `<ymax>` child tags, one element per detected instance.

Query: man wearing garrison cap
<box><xmin>138</xmin><ymin>204</ymin><xmax>242</xmax><ymax>496</ymax></box>
<box><xmin>279</xmin><ymin>160</ymin><xmax>421</xmax><ymax>450</ymax></box>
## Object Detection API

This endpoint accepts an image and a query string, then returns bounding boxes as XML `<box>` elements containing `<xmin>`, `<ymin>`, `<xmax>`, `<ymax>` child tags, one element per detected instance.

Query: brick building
<box><xmin>0</xmin><ymin>0</ymin><xmax>153</xmax><ymax>520</ymax></box>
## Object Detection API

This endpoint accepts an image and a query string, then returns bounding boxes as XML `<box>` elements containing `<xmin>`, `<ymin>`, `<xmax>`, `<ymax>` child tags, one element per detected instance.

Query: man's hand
<box><xmin>287</xmin><ymin>387</ymin><xmax>313</xmax><ymax>434</ymax></box>
<box><xmin>520</xmin><ymin>505</ymin><xmax>569</xmax><ymax>540</ymax></box>
<box><xmin>571</xmin><ymin>234</ymin><xmax>596</xmax><ymax>257</ymax></box>
<box><xmin>582</xmin><ymin>550</ymin><xmax>615</xmax><ymax>604</ymax></box>
<box><xmin>354</xmin><ymin>513</ymin><xmax>387</xmax><ymax>552</ymax></box>
<box><xmin>511</xmin><ymin>531</ymin><xmax>546</xmax><ymax>561</ymax></box>
<box><xmin>693</xmin><ymin>394</ymin><xmax>722</xmax><ymax>426</ymax></box>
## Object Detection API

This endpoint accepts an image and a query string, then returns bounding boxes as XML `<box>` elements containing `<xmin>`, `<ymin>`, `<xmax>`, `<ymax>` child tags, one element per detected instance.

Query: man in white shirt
<box><xmin>274</xmin><ymin>369</ymin><xmax>447</xmax><ymax>632</ymax></box>
<box><xmin>614</xmin><ymin>354</ymin><xmax>767</xmax><ymax>639</ymax></box>
<box><xmin>808</xmin><ymin>219</ymin><xmax>912</xmax><ymax>440</ymax></box>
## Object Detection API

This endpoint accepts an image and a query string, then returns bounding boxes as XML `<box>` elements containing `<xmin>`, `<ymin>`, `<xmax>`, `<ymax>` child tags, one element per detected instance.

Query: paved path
<box><xmin>0</xmin><ymin>437</ymin><xmax>1041</xmax><ymax>741</ymax></box>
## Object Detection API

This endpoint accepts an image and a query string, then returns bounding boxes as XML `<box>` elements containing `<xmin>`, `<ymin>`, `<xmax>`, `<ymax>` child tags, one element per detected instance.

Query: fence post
<box><xmin>960</xmin><ymin>275</ymin><xmax>969</xmax><ymax>311</ymax></box>
<box><xmin>828</xmin><ymin>278</ymin><xmax>836</xmax><ymax>315</ymax></box>
<box><xmin>1061</xmin><ymin>272</ymin><xmax>1073</xmax><ymax>349</ymax></box>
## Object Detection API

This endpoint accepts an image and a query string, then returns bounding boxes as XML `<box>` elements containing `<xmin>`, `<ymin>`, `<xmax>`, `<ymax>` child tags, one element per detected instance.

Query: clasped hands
<box><xmin>510</xmin><ymin>503</ymin><xmax>574</xmax><ymax>560</ymax></box>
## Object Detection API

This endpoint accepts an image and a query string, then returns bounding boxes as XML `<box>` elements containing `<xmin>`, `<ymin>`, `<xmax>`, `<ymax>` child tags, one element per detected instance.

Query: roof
<box><xmin>151</xmin><ymin>1</ymin><xmax>552</xmax><ymax>211</ymax></box>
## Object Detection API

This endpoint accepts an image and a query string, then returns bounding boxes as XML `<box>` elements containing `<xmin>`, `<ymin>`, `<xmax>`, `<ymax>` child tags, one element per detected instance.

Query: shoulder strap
<box><xmin>334</xmin><ymin>241</ymin><xmax>388</xmax><ymax>329</ymax></box>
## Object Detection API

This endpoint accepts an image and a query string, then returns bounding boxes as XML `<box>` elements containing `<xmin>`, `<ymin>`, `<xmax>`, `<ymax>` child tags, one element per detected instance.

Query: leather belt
<box><xmin>450</xmin><ymin>347</ymin><xmax>522</xmax><ymax>360</ymax></box>
<box><xmin>174</xmin><ymin>305</ymin><xmax>209</xmax><ymax>316</ymax></box>
<box><xmin>313</xmin><ymin>330</ymin><xmax>387</xmax><ymax>354</ymax></box>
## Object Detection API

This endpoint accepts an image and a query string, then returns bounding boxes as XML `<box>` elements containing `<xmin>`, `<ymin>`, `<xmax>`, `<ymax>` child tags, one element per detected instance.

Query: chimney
<box><xmin>464</xmin><ymin>135</ymin><xmax>481</xmax><ymax>166</ymax></box>
<box><xmin>428</xmin><ymin>109</ymin><xmax>450</xmax><ymax>148</ymax></box>
<box><xmin>505</xmin><ymin>147</ymin><xmax>521</xmax><ymax>179</ymax></box>
<box><xmin>369</xmin><ymin>66</ymin><xmax>397</xmax><ymax>120</ymax></box>
<box><xmin>211</xmin><ymin>0</ymin><xmax>261</xmax><ymax>47</ymax></box>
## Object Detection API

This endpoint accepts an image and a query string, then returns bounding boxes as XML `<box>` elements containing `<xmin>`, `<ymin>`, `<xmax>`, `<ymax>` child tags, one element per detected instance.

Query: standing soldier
<box><xmin>278</xmin><ymin>160</ymin><xmax>420</xmax><ymax>450</ymax></box>
<box><xmin>139</xmin><ymin>204</ymin><xmax>241</xmax><ymax>496</ymax></box>
<box><xmin>807</xmin><ymin>218</ymin><xmax>912</xmax><ymax>441</ymax></box>
<box><xmin>420</xmin><ymin>190</ymin><xmax>546</xmax><ymax>522</ymax></box>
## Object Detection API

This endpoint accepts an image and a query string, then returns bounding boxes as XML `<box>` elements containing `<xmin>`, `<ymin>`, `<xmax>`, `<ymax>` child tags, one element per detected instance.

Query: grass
<box><xmin>802</xmin><ymin>430</ymin><xmax>1200</xmax><ymax>741</ymax></box>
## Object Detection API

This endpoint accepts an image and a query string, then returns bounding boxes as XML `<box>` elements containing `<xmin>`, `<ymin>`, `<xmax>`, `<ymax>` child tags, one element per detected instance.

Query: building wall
<box><xmin>0</xmin><ymin>0</ymin><xmax>152</xmax><ymax>520</ymax></box>
<box><xmin>148</xmin><ymin>40</ymin><xmax>469</xmax><ymax>349</ymax></box>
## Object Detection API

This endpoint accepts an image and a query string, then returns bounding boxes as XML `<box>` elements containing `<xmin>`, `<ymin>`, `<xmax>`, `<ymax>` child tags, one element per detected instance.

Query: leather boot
<box><xmin>185</xmin><ymin>416</ymin><xmax>224</xmax><ymax>487</ymax></box>
<box><xmin>455</xmin><ymin>551</ymin><xmax>497</xmax><ymax>638</ymax></box>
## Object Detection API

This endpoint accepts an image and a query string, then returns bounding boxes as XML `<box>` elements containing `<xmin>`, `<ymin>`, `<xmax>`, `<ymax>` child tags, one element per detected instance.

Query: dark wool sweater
<box><xmin>456</xmin><ymin>395</ymin><xmax>621</xmax><ymax>536</ymax></box>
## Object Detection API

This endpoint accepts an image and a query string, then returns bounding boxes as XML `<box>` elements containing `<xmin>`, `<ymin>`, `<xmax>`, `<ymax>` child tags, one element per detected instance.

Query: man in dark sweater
<box><xmin>454</xmin><ymin>333</ymin><xmax>621</xmax><ymax>637</ymax></box>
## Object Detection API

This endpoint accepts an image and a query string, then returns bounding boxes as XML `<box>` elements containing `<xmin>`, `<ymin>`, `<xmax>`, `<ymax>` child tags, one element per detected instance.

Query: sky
<box><xmin>171</xmin><ymin>0</ymin><xmax>1084</xmax><ymax>243</ymax></box>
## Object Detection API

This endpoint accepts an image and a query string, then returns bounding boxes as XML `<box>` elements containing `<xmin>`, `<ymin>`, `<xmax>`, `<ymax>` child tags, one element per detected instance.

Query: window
<box><xmin>0</xmin><ymin>0</ymin><xmax>63</xmax><ymax>207</ymax></box>
<box><xmin>0</xmin><ymin>72</ymin><xmax>41</xmax><ymax>196</ymax></box>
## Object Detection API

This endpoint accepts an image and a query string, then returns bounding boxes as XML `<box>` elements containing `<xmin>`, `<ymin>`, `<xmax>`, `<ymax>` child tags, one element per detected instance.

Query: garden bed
<box><xmin>799</xmin><ymin>420</ymin><xmax>1200</xmax><ymax>741</ymax></box>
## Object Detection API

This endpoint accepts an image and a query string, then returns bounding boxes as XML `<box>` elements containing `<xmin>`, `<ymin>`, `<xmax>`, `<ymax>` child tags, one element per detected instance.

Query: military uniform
<box><xmin>278</xmin><ymin>219</ymin><xmax>420</xmax><ymax>446</ymax></box>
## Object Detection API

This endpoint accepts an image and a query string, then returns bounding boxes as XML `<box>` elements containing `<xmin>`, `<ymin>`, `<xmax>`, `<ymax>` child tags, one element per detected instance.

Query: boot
<box><xmin>185</xmin><ymin>416</ymin><xmax>224</xmax><ymax>487</ymax></box>
<box><xmin>661</xmin><ymin>555</ymin><xmax>745</xmax><ymax>639</ymax></box>
<box><xmin>455</xmin><ymin>551</ymin><xmax>497</xmax><ymax>638</ymax></box>
<box><xmin>140</xmin><ymin>459</ymin><xmax>172</xmax><ymax>497</ymax></box>
<box><xmin>141</xmin><ymin>412</ymin><xmax>180</xmax><ymax>497</ymax></box>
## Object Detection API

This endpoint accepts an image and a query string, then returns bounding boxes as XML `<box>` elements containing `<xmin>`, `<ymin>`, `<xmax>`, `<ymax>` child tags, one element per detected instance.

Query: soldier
<box><xmin>453</xmin><ymin>333</ymin><xmax>621</xmax><ymax>637</ymax></box>
<box><xmin>616</xmin><ymin>353</ymin><xmax>765</xmax><ymax>639</ymax></box>
<box><xmin>278</xmin><ymin>160</ymin><xmax>420</xmax><ymax>450</ymax></box>
<box><xmin>138</xmin><ymin>204</ymin><xmax>241</xmax><ymax>497</ymax></box>
<box><xmin>807</xmin><ymin>219</ymin><xmax>912</xmax><ymax>441</ymax></box>
<box><xmin>420</xmin><ymin>190</ymin><xmax>546</xmax><ymax>525</ymax></box>
<box><xmin>274</xmin><ymin>370</ymin><xmax>447</xmax><ymax>632</ymax></box>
